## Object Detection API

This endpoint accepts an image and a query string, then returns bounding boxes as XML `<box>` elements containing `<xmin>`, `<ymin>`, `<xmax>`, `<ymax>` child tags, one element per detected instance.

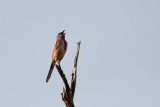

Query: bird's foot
<box><xmin>57</xmin><ymin>60</ymin><xmax>61</xmax><ymax>66</ymax></box>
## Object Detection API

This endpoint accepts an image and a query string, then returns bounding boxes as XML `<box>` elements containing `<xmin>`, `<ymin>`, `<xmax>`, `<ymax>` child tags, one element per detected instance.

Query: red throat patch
<box><xmin>60</xmin><ymin>35</ymin><xmax>65</xmax><ymax>39</ymax></box>
<box><xmin>60</xmin><ymin>35</ymin><xmax>67</xmax><ymax>51</ymax></box>
<box><xmin>64</xmin><ymin>40</ymin><xmax>67</xmax><ymax>51</ymax></box>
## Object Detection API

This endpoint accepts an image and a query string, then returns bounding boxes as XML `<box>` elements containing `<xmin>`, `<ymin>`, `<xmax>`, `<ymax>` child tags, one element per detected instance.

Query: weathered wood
<box><xmin>55</xmin><ymin>41</ymin><xmax>81</xmax><ymax>107</ymax></box>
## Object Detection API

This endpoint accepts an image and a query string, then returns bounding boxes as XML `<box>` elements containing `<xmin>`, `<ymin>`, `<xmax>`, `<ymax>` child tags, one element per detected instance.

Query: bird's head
<box><xmin>57</xmin><ymin>30</ymin><xmax>66</xmax><ymax>40</ymax></box>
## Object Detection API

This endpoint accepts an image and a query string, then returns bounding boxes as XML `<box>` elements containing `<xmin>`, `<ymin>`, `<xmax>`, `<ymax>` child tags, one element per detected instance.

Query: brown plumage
<box><xmin>46</xmin><ymin>30</ymin><xmax>67</xmax><ymax>83</ymax></box>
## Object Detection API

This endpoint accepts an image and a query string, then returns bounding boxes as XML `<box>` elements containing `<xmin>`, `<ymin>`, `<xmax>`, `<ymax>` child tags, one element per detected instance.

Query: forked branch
<box><xmin>55</xmin><ymin>41</ymin><xmax>81</xmax><ymax>107</ymax></box>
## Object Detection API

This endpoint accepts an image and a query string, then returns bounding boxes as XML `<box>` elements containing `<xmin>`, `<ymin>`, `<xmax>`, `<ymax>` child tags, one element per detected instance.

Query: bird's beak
<box><xmin>62</xmin><ymin>30</ymin><xmax>66</xmax><ymax>35</ymax></box>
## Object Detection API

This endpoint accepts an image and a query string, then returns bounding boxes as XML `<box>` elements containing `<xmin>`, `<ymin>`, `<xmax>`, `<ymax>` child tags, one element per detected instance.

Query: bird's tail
<box><xmin>46</xmin><ymin>60</ymin><xmax>56</xmax><ymax>83</ymax></box>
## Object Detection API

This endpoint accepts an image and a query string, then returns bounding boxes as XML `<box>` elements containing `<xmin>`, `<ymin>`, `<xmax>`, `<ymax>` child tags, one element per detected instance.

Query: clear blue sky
<box><xmin>0</xmin><ymin>0</ymin><xmax>160</xmax><ymax>107</ymax></box>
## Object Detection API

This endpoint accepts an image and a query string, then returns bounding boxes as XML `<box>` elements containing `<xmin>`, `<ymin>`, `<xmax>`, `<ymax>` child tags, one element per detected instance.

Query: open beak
<box><xmin>62</xmin><ymin>30</ymin><xmax>66</xmax><ymax>35</ymax></box>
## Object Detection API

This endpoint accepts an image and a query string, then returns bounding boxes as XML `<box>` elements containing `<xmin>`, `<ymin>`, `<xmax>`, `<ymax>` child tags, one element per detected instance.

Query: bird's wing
<box><xmin>52</xmin><ymin>38</ymin><xmax>63</xmax><ymax>61</ymax></box>
<box><xmin>54</xmin><ymin>38</ymin><xmax>63</xmax><ymax>50</ymax></box>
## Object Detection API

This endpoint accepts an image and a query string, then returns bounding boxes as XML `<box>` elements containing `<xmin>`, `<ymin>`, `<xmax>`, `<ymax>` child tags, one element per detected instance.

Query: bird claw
<box><xmin>56</xmin><ymin>60</ymin><xmax>61</xmax><ymax>66</ymax></box>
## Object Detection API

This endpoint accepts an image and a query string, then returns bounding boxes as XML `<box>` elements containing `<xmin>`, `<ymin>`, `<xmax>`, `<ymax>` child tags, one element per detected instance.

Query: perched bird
<box><xmin>46</xmin><ymin>30</ymin><xmax>67</xmax><ymax>83</ymax></box>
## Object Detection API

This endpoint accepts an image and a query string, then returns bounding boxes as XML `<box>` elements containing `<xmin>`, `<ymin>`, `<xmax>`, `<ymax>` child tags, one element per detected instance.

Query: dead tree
<box><xmin>55</xmin><ymin>41</ymin><xmax>81</xmax><ymax>107</ymax></box>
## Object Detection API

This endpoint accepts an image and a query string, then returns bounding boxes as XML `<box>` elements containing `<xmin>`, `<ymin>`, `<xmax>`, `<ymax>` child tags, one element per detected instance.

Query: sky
<box><xmin>0</xmin><ymin>0</ymin><xmax>160</xmax><ymax>107</ymax></box>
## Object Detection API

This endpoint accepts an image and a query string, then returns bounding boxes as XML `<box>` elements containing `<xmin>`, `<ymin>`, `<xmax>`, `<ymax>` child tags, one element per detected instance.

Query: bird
<box><xmin>46</xmin><ymin>30</ymin><xmax>68</xmax><ymax>83</ymax></box>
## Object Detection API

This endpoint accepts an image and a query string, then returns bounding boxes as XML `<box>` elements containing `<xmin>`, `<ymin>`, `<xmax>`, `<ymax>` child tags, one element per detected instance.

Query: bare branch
<box><xmin>55</xmin><ymin>65</ymin><xmax>70</xmax><ymax>96</ymax></box>
<box><xmin>71</xmin><ymin>41</ymin><xmax>81</xmax><ymax>99</ymax></box>
<box><xmin>55</xmin><ymin>41</ymin><xmax>81</xmax><ymax>107</ymax></box>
